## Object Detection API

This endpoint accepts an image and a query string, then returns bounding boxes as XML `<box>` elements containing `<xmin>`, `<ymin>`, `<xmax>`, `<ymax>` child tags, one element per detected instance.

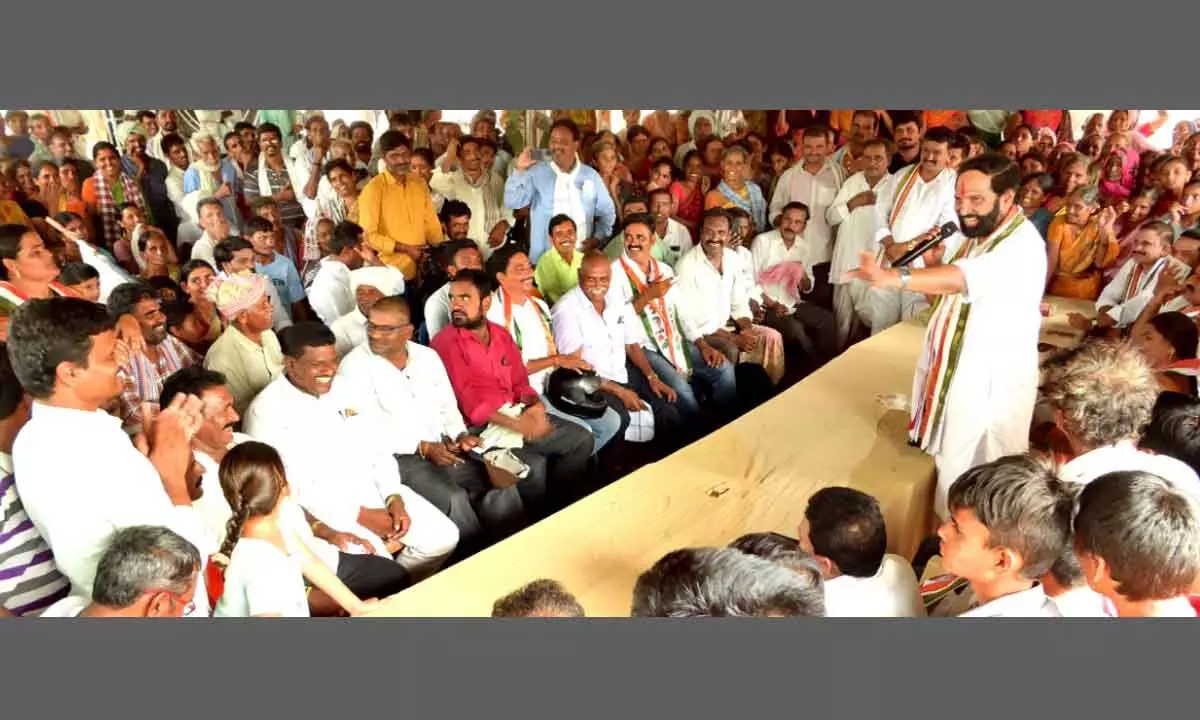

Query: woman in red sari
<box><xmin>669</xmin><ymin>150</ymin><xmax>708</xmax><ymax>239</ymax></box>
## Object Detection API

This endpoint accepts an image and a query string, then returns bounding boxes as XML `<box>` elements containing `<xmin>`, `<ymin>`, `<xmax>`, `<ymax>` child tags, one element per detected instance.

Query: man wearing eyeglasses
<box><xmin>336</xmin><ymin>295</ymin><xmax>529</xmax><ymax>556</ymax></box>
<box><xmin>40</xmin><ymin>525</ymin><xmax>201</xmax><ymax>618</ymax></box>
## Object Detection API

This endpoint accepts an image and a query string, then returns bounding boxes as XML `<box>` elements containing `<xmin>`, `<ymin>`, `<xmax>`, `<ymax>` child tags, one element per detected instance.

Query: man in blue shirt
<box><xmin>245</xmin><ymin>216</ymin><xmax>311</xmax><ymax>324</ymax></box>
<box><xmin>504</xmin><ymin>119</ymin><xmax>616</xmax><ymax>265</ymax></box>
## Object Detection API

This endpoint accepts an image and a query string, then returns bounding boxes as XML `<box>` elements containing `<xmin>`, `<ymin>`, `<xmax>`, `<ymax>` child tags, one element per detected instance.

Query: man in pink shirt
<box><xmin>431</xmin><ymin>268</ymin><xmax>594</xmax><ymax>515</ymax></box>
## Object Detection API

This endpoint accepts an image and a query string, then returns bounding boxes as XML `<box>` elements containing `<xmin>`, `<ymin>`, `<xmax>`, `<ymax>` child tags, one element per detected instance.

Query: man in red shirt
<box><xmin>431</xmin><ymin>269</ymin><xmax>594</xmax><ymax>515</ymax></box>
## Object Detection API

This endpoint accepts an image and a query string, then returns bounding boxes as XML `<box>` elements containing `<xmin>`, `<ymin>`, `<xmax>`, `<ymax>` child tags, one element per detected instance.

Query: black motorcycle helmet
<box><xmin>545</xmin><ymin>368</ymin><xmax>608</xmax><ymax>419</ymax></box>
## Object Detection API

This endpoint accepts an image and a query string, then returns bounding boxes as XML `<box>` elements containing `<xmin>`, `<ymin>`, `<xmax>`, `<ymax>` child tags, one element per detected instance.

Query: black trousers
<box><xmin>336</xmin><ymin>551</ymin><xmax>410</xmax><ymax>600</ymax></box>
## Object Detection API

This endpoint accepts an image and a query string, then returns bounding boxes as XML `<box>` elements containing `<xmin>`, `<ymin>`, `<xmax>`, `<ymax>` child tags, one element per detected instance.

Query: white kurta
<box><xmin>828</xmin><ymin>170</ymin><xmax>891</xmax><ymax>344</ymax></box>
<box><xmin>867</xmin><ymin>165</ymin><xmax>958</xmax><ymax>332</ymax></box>
<box><xmin>917</xmin><ymin>215</ymin><xmax>1046</xmax><ymax>519</ymax></box>
<box><xmin>673</xmin><ymin>246</ymin><xmax>754</xmax><ymax>337</ymax></box>
<box><xmin>1096</xmin><ymin>256</ymin><xmax>1192</xmax><ymax>327</ymax></box>
<box><xmin>749</xmin><ymin>230</ymin><xmax>818</xmax><ymax>313</ymax></box>
<box><xmin>768</xmin><ymin>160</ymin><xmax>846</xmax><ymax>265</ymax></box>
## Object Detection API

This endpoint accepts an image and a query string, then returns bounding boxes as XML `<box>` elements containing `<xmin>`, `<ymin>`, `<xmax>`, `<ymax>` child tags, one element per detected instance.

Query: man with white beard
<box><xmin>845</xmin><ymin>154</ymin><xmax>1046</xmax><ymax>520</ymax></box>
<box><xmin>827</xmin><ymin>138</ymin><xmax>892</xmax><ymax>347</ymax></box>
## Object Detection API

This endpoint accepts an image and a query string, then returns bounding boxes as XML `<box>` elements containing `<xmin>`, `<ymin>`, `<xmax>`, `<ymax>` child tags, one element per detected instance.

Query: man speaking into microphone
<box><xmin>845</xmin><ymin>154</ymin><xmax>1047</xmax><ymax>519</ymax></box>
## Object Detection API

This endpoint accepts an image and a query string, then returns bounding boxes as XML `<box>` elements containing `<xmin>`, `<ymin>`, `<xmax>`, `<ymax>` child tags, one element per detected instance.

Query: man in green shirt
<box><xmin>533</xmin><ymin>214</ymin><xmax>584</xmax><ymax>305</ymax></box>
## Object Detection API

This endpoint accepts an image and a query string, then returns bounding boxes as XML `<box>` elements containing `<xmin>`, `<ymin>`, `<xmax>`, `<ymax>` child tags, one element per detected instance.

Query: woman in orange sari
<box><xmin>1045</xmin><ymin>186</ymin><xmax>1119</xmax><ymax>300</ymax></box>
<box><xmin>1043</xmin><ymin>153</ymin><xmax>1092</xmax><ymax>216</ymax></box>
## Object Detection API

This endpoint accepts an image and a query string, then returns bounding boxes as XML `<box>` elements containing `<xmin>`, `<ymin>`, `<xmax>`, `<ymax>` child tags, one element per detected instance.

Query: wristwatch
<box><xmin>898</xmin><ymin>267</ymin><xmax>912</xmax><ymax>290</ymax></box>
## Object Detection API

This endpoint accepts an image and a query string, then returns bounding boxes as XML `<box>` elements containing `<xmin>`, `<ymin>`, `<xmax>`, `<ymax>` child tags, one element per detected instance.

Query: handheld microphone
<box><xmin>892</xmin><ymin>222</ymin><xmax>959</xmax><ymax>268</ymax></box>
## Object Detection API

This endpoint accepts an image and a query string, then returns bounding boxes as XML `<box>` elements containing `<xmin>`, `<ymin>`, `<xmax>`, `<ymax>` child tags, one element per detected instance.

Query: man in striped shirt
<box><xmin>107</xmin><ymin>282</ymin><xmax>198</xmax><ymax>436</ymax></box>
<box><xmin>0</xmin><ymin>343</ymin><xmax>70</xmax><ymax>617</ymax></box>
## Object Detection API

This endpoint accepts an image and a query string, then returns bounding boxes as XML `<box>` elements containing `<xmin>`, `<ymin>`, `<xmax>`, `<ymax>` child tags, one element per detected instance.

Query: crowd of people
<box><xmin>0</xmin><ymin>107</ymin><xmax>1199</xmax><ymax>618</ymax></box>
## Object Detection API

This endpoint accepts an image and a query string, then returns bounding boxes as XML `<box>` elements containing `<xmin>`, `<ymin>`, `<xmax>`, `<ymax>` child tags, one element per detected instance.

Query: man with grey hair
<box><xmin>630</xmin><ymin>546</ymin><xmax>825</xmax><ymax>618</ymax></box>
<box><xmin>40</xmin><ymin>525</ymin><xmax>201</xmax><ymax>618</ymax></box>
<box><xmin>1074</xmin><ymin>471</ymin><xmax>1200</xmax><ymax>617</ymax></box>
<box><xmin>491</xmin><ymin>579</ymin><xmax>585</xmax><ymax>618</ymax></box>
<box><xmin>1041</xmin><ymin>340</ymin><xmax>1199</xmax><ymax>491</ymax></box>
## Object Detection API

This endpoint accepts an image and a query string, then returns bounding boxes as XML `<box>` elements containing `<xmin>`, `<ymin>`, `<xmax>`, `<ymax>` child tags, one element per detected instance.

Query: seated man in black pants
<box><xmin>335</xmin><ymin>294</ymin><xmax>530</xmax><ymax>554</ymax></box>
<box><xmin>431</xmin><ymin>269</ymin><xmax>594</xmax><ymax>514</ymax></box>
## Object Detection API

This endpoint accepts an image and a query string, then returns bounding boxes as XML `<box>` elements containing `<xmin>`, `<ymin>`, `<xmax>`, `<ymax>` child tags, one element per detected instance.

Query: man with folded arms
<box><xmin>336</xmin><ymin>295</ymin><xmax>529</xmax><ymax>552</ymax></box>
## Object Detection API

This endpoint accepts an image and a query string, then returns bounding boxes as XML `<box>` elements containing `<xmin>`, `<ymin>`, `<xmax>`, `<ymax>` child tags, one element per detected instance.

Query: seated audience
<box><xmin>107</xmin><ymin>282</ymin><xmax>198</xmax><ymax>435</ymax></box>
<box><xmin>631</xmin><ymin>546</ymin><xmax>825</xmax><ymax>618</ymax></box>
<box><xmin>1040</xmin><ymin>341</ymin><xmax>1199</xmax><ymax>489</ymax></box>
<box><xmin>798</xmin><ymin>487</ymin><xmax>924</xmax><ymax>617</ymax></box>
<box><xmin>202</xmin><ymin>273</ymin><xmax>284</xmax><ymax>416</ymax></box>
<box><xmin>8</xmin><ymin>297</ymin><xmax>212</xmax><ymax>613</ymax></box>
<box><xmin>728</xmin><ymin>532</ymin><xmax>822</xmax><ymax>578</ymax></box>
<box><xmin>246</xmin><ymin>216</ymin><xmax>309</xmax><ymax>324</ymax></box>
<box><xmin>1044</xmin><ymin>187</ymin><xmax>1118</xmax><ymax>301</ymax></box>
<box><xmin>1080</xmin><ymin>222</ymin><xmax>1190</xmax><ymax>331</ymax></box>
<box><xmin>336</xmin><ymin>295</ymin><xmax>529</xmax><ymax>551</ymax></box>
<box><xmin>40</xmin><ymin>525</ymin><xmax>200</xmax><ymax>618</ymax></box>
<box><xmin>491</xmin><ymin>578</ymin><xmax>586</xmax><ymax>618</ymax></box>
<box><xmin>431</xmin><ymin>269</ymin><xmax>594</xmax><ymax>515</ymax></box>
<box><xmin>1130</xmin><ymin>311</ymin><xmax>1199</xmax><ymax>394</ymax></box>
<box><xmin>1074</xmin><ymin>471</ymin><xmax>1200</xmax><ymax>617</ymax></box>
<box><xmin>331</xmin><ymin>265</ymin><xmax>405</xmax><ymax>357</ymax></box>
<box><xmin>929</xmin><ymin>455</ymin><xmax>1073</xmax><ymax>617</ymax></box>
<box><xmin>243</xmin><ymin>322</ymin><xmax>460</xmax><ymax>581</ymax></box>
<box><xmin>59</xmin><ymin>262</ymin><xmax>100</xmax><ymax>302</ymax></box>
<box><xmin>214</xmin><ymin>441</ymin><xmax>378</xmax><ymax>618</ymax></box>
<box><xmin>212</xmin><ymin>236</ymin><xmax>292</xmax><ymax>332</ymax></box>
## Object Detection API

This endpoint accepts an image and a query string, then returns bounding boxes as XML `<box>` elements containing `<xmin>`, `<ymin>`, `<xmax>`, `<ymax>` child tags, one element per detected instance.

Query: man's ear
<box><xmin>54</xmin><ymin>361</ymin><xmax>83</xmax><ymax>392</ymax></box>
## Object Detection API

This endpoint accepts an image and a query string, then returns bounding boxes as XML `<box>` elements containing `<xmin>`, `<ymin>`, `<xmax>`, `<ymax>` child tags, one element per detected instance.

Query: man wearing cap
<box><xmin>331</xmin><ymin>265</ymin><xmax>406</xmax><ymax>358</ymax></box>
<box><xmin>202</xmin><ymin>273</ymin><xmax>284</xmax><ymax>415</ymax></box>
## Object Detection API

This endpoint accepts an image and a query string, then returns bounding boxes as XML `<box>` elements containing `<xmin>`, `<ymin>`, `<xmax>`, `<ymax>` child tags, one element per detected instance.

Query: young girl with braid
<box><xmin>213</xmin><ymin>441</ymin><xmax>378</xmax><ymax>618</ymax></box>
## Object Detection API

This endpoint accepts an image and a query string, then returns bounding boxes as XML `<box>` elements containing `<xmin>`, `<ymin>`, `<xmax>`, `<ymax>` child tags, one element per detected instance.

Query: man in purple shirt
<box><xmin>431</xmin><ymin>269</ymin><xmax>593</xmax><ymax>515</ymax></box>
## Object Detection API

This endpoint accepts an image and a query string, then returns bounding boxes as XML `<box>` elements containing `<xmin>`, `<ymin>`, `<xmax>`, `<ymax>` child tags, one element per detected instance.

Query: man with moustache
<box><xmin>888</xmin><ymin>112</ymin><xmax>923</xmax><ymax>174</ymax></box>
<box><xmin>832</xmin><ymin>111</ymin><xmax>880</xmax><ymax>171</ymax></box>
<box><xmin>108</xmin><ymin>282</ymin><xmax>199</xmax><ymax>435</ymax></box>
<box><xmin>122</xmin><ymin>126</ymin><xmax>178</xmax><ymax>242</ymax></box>
<box><xmin>845</xmin><ymin>153</ymin><xmax>1047</xmax><ymax>520</ymax></box>
<box><xmin>866</xmin><ymin>126</ymin><xmax>959</xmax><ymax>333</ymax></box>
<box><xmin>348</xmin><ymin>121</ymin><xmax>376</xmax><ymax>181</ymax></box>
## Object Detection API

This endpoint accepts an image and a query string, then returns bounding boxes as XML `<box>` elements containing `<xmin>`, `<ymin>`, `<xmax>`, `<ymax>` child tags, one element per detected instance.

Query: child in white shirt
<box><xmin>214</xmin><ymin>441</ymin><xmax>377</xmax><ymax>618</ymax></box>
<box><xmin>797</xmin><ymin>487</ymin><xmax>924</xmax><ymax>617</ymax></box>
<box><xmin>931</xmin><ymin>455</ymin><xmax>1073</xmax><ymax>618</ymax></box>
<box><xmin>1074</xmin><ymin>470</ymin><xmax>1200</xmax><ymax>618</ymax></box>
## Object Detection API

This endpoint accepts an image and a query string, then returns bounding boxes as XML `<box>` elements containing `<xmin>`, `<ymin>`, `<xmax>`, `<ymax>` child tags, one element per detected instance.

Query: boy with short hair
<box><xmin>1074</xmin><ymin>470</ymin><xmax>1200</xmax><ymax>617</ymax></box>
<box><xmin>60</xmin><ymin>262</ymin><xmax>101</xmax><ymax>302</ymax></box>
<box><xmin>929</xmin><ymin>454</ymin><xmax>1073</xmax><ymax>617</ymax></box>
<box><xmin>798</xmin><ymin>487</ymin><xmax>924</xmax><ymax>617</ymax></box>
<box><xmin>245</xmin><ymin>216</ymin><xmax>309</xmax><ymax>324</ymax></box>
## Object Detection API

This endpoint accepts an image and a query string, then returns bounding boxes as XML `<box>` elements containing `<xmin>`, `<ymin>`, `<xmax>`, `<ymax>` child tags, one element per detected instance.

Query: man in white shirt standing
<box><xmin>307</xmin><ymin>221</ymin><xmax>379</xmax><ymax>326</ymax></box>
<box><xmin>336</xmin><ymin>295</ymin><xmax>529</xmax><ymax>553</ymax></box>
<box><xmin>8</xmin><ymin>297</ymin><xmax>212</xmax><ymax>615</ymax></box>
<box><xmin>649</xmin><ymin>188</ymin><xmax>694</xmax><ymax>268</ymax></box>
<box><xmin>486</xmin><ymin>245</ymin><xmax>625</xmax><ymax>456</ymax></box>
<box><xmin>287</xmin><ymin>114</ymin><xmax>330</xmax><ymax>222</ymax></box>
<box><xmin>865</xmin><ymin>126</ymin><xmax>959</xmax><ymax>334</ymax></box>
<box><xmin>929</xmin><ymin>455</ymin><xmax>1072</xmax><ymax>617</ymax></box>
<box><xmin>751</xmin><ymin>202</ymin><xmax>839</xmax><ymax>371</ymax></box>
<box><xmin>1041</xmin><ymin>340</ymin><xmax>1200</xmax><ymax>491</ymax></box>
<box><xmin>243</xmin><ymin>322</ymin><xmax>460</xmax><ymax>581</ymax></box>
<box><xmin>797</xmin><ymin>487</ymin><xmax>924</xmax><ymax>617</ymax></box>
<box><xmin>827</xmin><ymin>138</ymin><xmax>892</xmax><ymax>347</ymax></box>
<box><xmin>674</xmin><ymin>209</ymin><xmax>758</xmax><ymax>365</ymax></box>
<box><xmin>768</xmin><ymin>125</ymin><xmax>845</xmax><ymax>307</ymax></box>
<box><xmin>424</xmin><ymin>239</ymin><xmax>484</xmax><ymax>343</ymax></box>
<box><xmin>847</xmin><ymin>154</ymin><xmax>1046</xmax><ymax>520</ymax></box>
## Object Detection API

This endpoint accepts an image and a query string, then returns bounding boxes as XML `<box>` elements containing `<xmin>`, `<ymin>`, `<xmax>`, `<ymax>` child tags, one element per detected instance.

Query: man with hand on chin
<box><xmin>845</xmin><ymin>154</ymin><xmax>1046</xmax><ymax>520</ymax></box>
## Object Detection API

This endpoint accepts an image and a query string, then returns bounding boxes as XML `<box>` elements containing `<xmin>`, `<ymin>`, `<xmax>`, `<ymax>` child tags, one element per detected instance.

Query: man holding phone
<box><xmin>504</xmin><ymin>119</ymin><xmax>616</xmax><ymax>265</ymax></box>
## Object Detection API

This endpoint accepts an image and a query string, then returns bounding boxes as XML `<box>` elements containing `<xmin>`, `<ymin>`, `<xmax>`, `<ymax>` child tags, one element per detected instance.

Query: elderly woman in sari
<box><xmin>183</xmin><ymin>132</ymin><xmax>240</xmax><ymax>232</ymax></box>
<box><xmin>1045</xmin><ymin>186</ymin><xmax>1119</xmax><ymax>300</ymax></box>
<box><xmin>82</xmin><ymin>141</ymin><xmax>151</xmax><ymax>250</ymax></box>
<box><xmin>703</xmin><ymin>145</ymin><xmax>767</xmax><ymax>234</ymax></box>
<box><xmin>1043</xmin><ymin>152</ymin><xmax>1093</xmax><ymax>217</ymax></box>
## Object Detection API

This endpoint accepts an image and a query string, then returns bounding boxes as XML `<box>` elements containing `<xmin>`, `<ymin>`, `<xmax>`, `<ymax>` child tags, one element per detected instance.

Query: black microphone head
<box><xmin>939</xmin><ymin>221</ymin><xmax>959</xmax><ymax>238</ymax></box>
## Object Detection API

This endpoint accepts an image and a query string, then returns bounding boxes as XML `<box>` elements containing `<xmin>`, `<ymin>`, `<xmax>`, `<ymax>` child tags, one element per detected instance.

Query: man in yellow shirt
<box><xmin>357</xmin><ymin>131</ymin><xmax>444</xmax><ymax>283</ymax></box>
